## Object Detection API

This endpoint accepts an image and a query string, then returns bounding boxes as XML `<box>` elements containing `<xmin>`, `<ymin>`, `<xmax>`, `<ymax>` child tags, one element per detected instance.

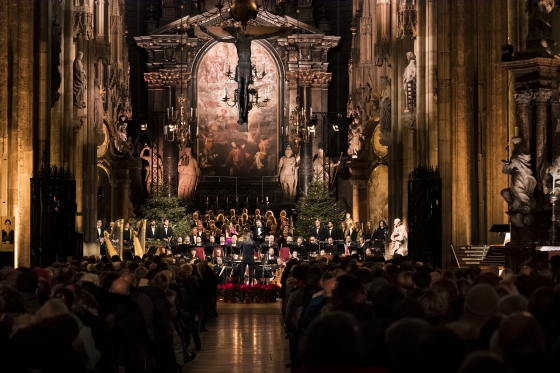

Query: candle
<box><xmin>266</xmin><ymin>196</ymin><xmax>268</xmax><ymax>202</ymax></box>
<box><xmin>257</xmin><ymin>197</ymin><xmax>259</xmax><ymax>203</ymax></box>
<box><xmin>171</xmin><ymin>107</ymin><xmax>174</xmax><ymax>115</ymax></box>
<box><xmin>191</xmin><ymin>108</ymin><xmax>193</xmax><ymax>116</ymax></box>
<box><xmin>167</xmin><ymin>108</ymin><xmax>169</xmax><ymax>116</ymax></box>
<box><xmin>236</xmin><ymin>197</ymin><xmax>238</xmax><ymax>202</ymax></box>
<box><xmin>514</xmin><ymin>126</ymin><xmax>519</xmax><ymax>137</ymax></box>
<box><xmin>310</xmin><ymin>107</ymin><xmax>313</xmax><ymax>116</ymax></box>
<box><xmin>216</xmin><ymin>196</ymin><xmax>218</xmax><ymax>202</ymax></box>
<box><xmin>206</xmin><ymin>196</ymin><xmax>209</xmax><ymax>202</ymax></box>
<box><xmin>246</xmin><ymin>197</ymin><xmax>248</xmax><ymax>203</ymax></box>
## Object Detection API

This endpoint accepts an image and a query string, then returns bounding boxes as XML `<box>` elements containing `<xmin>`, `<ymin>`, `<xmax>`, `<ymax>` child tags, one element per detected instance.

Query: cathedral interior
<box><xmin>1</xmin><ymin>0</ymin><xmax>559</xmax><ymax>271</ymax></box>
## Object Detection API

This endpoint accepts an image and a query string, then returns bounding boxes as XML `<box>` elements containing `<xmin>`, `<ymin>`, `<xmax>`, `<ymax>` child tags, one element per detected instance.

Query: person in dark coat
<box><xmin>239</xmin><ymin>232</ymin><xmax>256</xmax><ymax>285</ymax></box>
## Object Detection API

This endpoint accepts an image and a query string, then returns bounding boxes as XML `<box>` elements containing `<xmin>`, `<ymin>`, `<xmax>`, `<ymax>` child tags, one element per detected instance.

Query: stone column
<box><xmin>513</xmin><ymin>91</ymin><xmax>534</xmax><ymax>154</ymax></box>
<box><xmin>350</xmin><ymin>180</ymin><xmax>365</xmax><ymax>224</ymax></box>
<box><xmin>534</xmin><ymin>89</ymin><xmax>551</xmax><ymax>189</ymax></box>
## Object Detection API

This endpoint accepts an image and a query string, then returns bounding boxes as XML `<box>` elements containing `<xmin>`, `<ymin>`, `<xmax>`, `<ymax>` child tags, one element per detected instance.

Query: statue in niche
<box><xmin>93</xmin><ymin>79</ymin><xmax>105</xmax><ymax>146</ymax></box>
<box><xmin>114</xmin><ymin>121</ymin><xmax>128</xmax><ymax>152</ymax></box>
<box><xmin>312</xmin><ymin>147</ymin><xmax>340</xmax><ymax>185</ymax></box>
<box><xmin>73</xmin><ymin>51</ymin><xmax>87</xmax><ymax>108</ymax></box>
<box><xmin>348</xmin><ymin>116</ymin><xmax>365</xmax><ymax>158</ymax></box>
<box><xmin>178</xmin><ymin>147</ymin><xmax>201</xmax><ymax>202</ymax></box>
<box><xmin>379</xmin><ymin>76</ymin><xmax>391</xmax><ymax>146</ymax></box>
<box><xmin>403</xmin><ymin>52</ymin><xmax>416</xmax><ymax>112</ymax></box>
<box><xmin>51</xmin><ymin>19</ymin><xmax>62</xmax><ymax>106</ymax></box>
<box><xmin>200</xmin><ymin>26</ymin><xmax>285</xmax><ymax>125</ymax></box>
<box><xmin>278</xmin><ymin>145</ymin><xmax>299</xmax><ymax>201</ymax></box>
<box><xmin>500</xmin><ymin>137</ymin><xmax>537</xmax><ymax>228</ymax></box>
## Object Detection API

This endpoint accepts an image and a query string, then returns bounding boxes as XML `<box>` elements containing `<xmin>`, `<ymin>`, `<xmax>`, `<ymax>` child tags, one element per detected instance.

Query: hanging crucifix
<box><xmin>199</xmin><ymin>26</ymin><xmax>288</xmax><ymax>126</ymax></box>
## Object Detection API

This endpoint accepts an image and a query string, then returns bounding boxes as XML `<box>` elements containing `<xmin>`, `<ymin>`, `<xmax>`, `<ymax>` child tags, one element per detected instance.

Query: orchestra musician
<box><xmin>261</xmin><ymin>247</ymin><xmax>278</xmax><ymax>265</ymax></box>
<box><xmin>253</xmin><ymin>219</ymin><xmax>268</xmax><ymax>245</ymax></box>
<box><xmin>308</xmin><ymin>219</ymin><xmax>326</xmax><ymax>241</ymax></box>
<box><xmin>342</xmin><ymin>235</ymin><xmax>354</xmax><ymax>256</ymax></box>
<box><xmin>324</xmin><ymin>237</ymin><xmax>338</xmax><ymax>255</ymax></box>
<box><xmin>239</xmin><ymin>232</ymin><xmax>256</xmax><ymax>285</ymax></box>
<box><xmin>291</xmin><ymin>250</ymin><xmax>300</xmax><ymax>261</ymax></box>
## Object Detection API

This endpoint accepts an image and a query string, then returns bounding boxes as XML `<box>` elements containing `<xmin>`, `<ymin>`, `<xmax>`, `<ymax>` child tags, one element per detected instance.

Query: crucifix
<box><xmin>199</xmin><ymin>26</ymin><xmax>288</xmax><ymax>126</ymax></box>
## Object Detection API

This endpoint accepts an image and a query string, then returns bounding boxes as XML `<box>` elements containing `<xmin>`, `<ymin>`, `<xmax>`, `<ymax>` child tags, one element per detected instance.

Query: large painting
<box><xmin>197</xmin><ymin>41</ymin><xmax>278</xmax><ymax>177</ymax></box>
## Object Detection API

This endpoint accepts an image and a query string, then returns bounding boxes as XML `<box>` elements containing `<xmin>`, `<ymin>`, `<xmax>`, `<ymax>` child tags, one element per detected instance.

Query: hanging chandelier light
<box><xmin>192</xmin><ymin>0</ymin><xmax>292</xmax><ymax>26</ymax></box>
<box><xmin>221</xmin><ymin>62</ymin><xmax>270</xmax><ymax>111</ymax></box>
<box><xmin>164</xmin><ymin>3</ymin><xmax>195</xmax><ymax>148</ymax></box>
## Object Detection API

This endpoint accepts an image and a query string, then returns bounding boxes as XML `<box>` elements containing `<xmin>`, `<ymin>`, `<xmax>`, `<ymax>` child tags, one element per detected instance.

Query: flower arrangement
<box><xmin>218</xmin><ymin>283</ymin><xmax>280</xmax><ymax>303</ymax></box>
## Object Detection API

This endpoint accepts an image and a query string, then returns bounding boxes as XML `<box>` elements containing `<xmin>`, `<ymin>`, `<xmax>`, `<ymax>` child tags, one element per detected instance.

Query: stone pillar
<box><xmin>350</xmin><ymin>180</ymin><xmax>365</xmax><ymax>224</ymax></box>
<box><xmin>513</xmin><ymin>91</ymin><xmax>534</xmax><ymax>154</ymax></box>
<box><xmin>534</xmin><ymin>89</ymin><xmax>552</xmax><ymax>189</ymax></box>
<box><xmin>0</xmin><ymin>0</ymin><xmax>8</xmax><ymax>218</ymax></box>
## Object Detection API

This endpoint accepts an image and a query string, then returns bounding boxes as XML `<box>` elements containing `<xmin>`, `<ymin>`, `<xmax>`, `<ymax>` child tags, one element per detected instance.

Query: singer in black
<box><xmin>239</xmin><ymin>232</ymin><xmax>256</xmax><ymax>285</ymax></box>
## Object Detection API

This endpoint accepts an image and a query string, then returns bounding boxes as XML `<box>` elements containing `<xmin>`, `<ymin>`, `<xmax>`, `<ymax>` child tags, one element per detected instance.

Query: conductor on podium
<box><xmin>240</xmin><ymin>232</ymin><xmax>256</xmax><ymax>285</ymax></box>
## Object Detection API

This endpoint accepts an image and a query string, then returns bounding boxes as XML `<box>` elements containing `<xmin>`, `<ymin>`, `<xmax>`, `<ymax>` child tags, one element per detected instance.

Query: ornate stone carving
<box><xmin>374</xmin><ymin>41</ymin><xmax>391</xmax><ymax>67</ymax></box>
<box><xmin>534</xmin><ymin>88</ymin><xmax>552</xmax><ymax>103</ymax></box>
<box><xmin>93</xmin><ymin>80</ymin><xmax>106</xmax><ymax>146</ymax></box>
<box><xmin>73</xmin><ymin>51</ymin><xmax>87</xmax><ymax>108</ymax></box>
<box><xmin>73</xmin><ymin>10</ymin><xmax>94</xmax><ymax>40</ymax></box>
<box><xmin>501</xmin><ymin>137</ymin><xmax>537</xmax><ymax>228</ymax></box>
<box><xmin>514</xmin><ymin>91</ymin><xmax>534</xmax><ymax>105</ymax></box>
<box><xmin>397</xmin><ymin>0</ymin><xmax>417</xmax><ymax>40</ymax></box>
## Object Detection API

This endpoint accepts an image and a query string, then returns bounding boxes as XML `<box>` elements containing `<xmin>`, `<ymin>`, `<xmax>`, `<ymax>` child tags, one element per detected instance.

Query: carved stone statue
<box><xmin>114</xmin><ymin>121</ymin><xmax>127</xmax><ymax>152</ymax></box>
<box><xmin>544</xmin><ymin>155</ymin><xmax>560</xmax><ymax>197</ymax></box>
<box><xmin>278</xmin><ymin>145</ymin><xmax>299</xmax><ymax>201</ymax></box>
<box><xmin>379</xmin><ymin>76</ymin><xmax>391</xmax><ymax>146</ymax></box>
<box><xmin>93</xmin><ymin>80</ymin><xmax>105</xmax><ymax>146</ymax></box>
<box><xmin>403</xmin><ymin>52</ymin><xmax>417</xmax><ymax>112</ymax></box>
<box><xmin>500</xmin><ymin>137</ymin><xmax>537</xmax><ymax>228</ymax></box>
<box><xmin>348</xmin><ymin>116</ymin><xmax>365</xmax><ymax>158</ymax></box>
<box><xmin>312</xmin><ymin>148</ymin><xmax>339</xmax><ymax>184</ymax></box>
<box><xmin>178</xmin><ymin>147</ymin><xmax>201</xmax><ymax>202</ymax></box>
<box><xmin>73</xmin><ymin>51</ymin><xmax>87</xmax><ymax>108</ymax></box>
<box><xmin>200</xmin><ymin>26</ymin><xmax>285</xmax><ymax>125</ymax></box>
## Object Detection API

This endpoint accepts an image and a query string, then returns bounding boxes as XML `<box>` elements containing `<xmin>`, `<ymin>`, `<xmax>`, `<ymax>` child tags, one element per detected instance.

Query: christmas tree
<box><xmin>140</xmin><ymin>183</ymin><xmax>193</xmax><ymax>241</ymax></box>
<box><xmin>294</xmin><ymin>181</ymin><xmax>345</xmax><ymax>238</ymax></box>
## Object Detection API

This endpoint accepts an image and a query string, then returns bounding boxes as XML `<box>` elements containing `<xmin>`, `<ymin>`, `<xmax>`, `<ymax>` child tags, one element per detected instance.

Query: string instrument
<box><xmin>271</xmin><ymin>266</ymin><xmax>284</xmax><ymax>287</ymax></box>
<box><xmin>104</xmin><ymin>231</ymin><xmax>118</xmax><ymax>258</ymax></box>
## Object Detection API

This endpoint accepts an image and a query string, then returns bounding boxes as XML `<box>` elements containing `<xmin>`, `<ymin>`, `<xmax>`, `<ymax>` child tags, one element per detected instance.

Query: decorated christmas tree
<box><xmin>294</xmin><ymin>181</ymin><xmax>345</xmax><ymax>238</ymax></box>
<box><xmin>140</xmin><ymin>183</ymin><xmax>193</xmax><ymax>241</ymax></box>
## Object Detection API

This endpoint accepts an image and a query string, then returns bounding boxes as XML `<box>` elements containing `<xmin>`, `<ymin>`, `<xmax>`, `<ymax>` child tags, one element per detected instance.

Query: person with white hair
<box><xmin>390</xmin><ymin>218</ymin><xmax>408</xmax><ymax>257</ymax></box>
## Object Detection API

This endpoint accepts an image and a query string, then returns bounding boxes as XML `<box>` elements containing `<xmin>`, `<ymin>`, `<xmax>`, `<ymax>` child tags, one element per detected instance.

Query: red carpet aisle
<box><xmin>184</xmin><ymin>302</ymin><xmax>290</xmax><ymax>373</ymax></box>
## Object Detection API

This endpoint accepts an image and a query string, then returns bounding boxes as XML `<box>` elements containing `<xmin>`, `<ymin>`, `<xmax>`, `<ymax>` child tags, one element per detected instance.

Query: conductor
<box><xmin>240</xmin><ymin>232</ymin><xmax>256</xmax><ymax>285</ymax></box>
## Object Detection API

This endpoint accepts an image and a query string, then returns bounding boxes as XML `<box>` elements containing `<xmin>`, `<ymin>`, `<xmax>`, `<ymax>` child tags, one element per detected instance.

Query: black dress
<box><xmin>372</xmin><ymin>227</ymin><xmax>388</xmax><ymax>249</ymax></box>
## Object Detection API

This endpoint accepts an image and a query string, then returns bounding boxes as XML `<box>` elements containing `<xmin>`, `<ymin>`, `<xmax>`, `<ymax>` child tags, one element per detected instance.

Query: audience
<box><xmin>0</xmin><ymin>253</ymin><xmax>218</xmax><ymax>373</ymax></box>
<box><xmin>4</xmin><ymin>252</ymin><xmax>560</xmax><ymax>372</ymax></box>
<box><xmin>284</xmin><ymin>256</ymin><xmax>560</xmax><ymax>372</ymax></box>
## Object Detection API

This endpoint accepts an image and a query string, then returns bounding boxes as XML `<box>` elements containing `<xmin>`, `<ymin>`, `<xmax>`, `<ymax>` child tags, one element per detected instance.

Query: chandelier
<box><xmin>192</xmin><ymin>0</ymin><xmax>292</xmax><ymax>26</ymax></box>
<box><xmin>221</xmin><ymin>62</ymin><xmax>270</xmax><ymax>111</ymax></box>
<box><xmin>164</xmin><ymin>3</ymin><xmax>195</xmax><ymax>148</ymax></box>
